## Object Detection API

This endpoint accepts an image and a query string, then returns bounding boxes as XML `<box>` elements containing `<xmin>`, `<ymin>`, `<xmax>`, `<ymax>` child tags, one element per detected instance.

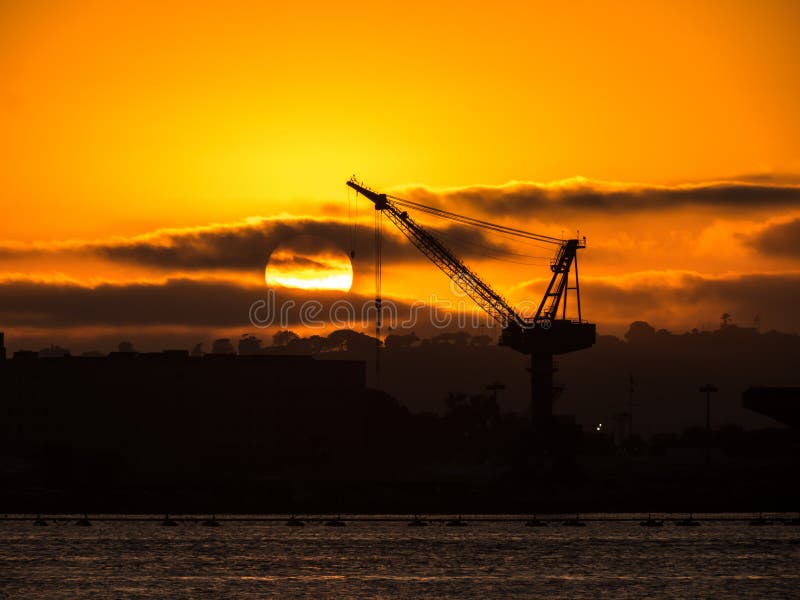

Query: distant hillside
<box><xmin>311</xmin><ymin>323</ymin><xmax>798</xmax><ymax>434</ymax></box>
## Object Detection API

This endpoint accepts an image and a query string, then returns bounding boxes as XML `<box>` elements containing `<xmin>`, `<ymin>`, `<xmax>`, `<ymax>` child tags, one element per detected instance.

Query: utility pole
<box><xmin>698</xmin><ymin>384</ymin><xmax>718</xmax><ymax>464</ymax></box>
<box><xmin>628</xmin><ymin>373</ymin><xmax>635</xmax><ymax>437</ymax></box>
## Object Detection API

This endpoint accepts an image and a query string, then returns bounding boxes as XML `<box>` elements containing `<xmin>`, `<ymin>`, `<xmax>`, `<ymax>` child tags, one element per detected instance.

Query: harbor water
<box><xmin>1</xmin><ymin>515</ymin><xmax>798</xmax><ymax>598</ymax></box>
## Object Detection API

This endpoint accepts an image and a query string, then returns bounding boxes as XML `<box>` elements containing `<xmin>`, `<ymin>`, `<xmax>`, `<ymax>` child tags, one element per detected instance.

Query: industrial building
<box><xmin>0</xmin><ymin>332</ymin><xmax>381</xmax><ymax>511</ymax></box>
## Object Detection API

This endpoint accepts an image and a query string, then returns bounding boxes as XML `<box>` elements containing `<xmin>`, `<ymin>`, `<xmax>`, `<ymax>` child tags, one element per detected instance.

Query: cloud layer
<box><xmin>579</xmin><ymin>271</ymin><xmax>800</xmax><ymax>332</ymax></box>
<box><xmin>0</xmin><ymin>217</ymin><xmax>516</xmax><ymax>274</ymax></box>
<box><xmin>399</xmin><ymin>178</ymin><xmax>800</xmax><ymax>218</ymax></box>
<box><xmin>2</xmin><ymin>176</ymin><xmax>800</xmax><ymax>345</ymax></box>
<box><xmin>0</xmin><ymin>277</ymin><xmax>425</xmax><ymax>332</ymax></box>
<box><xmin>2</xmin><ymin>178</ymin><xmax>798</xmax><ymax>280</ymax></box>
<box><xmin>1</xmin><ymin>270</ymin><xmax>797</xmax><ymax>335</ymax></box>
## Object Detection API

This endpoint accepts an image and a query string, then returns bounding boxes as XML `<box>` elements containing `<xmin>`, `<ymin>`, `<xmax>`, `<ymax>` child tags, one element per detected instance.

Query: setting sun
<box><xmin>264</xmin><ymin>238</ymin><xmax>353</xmax><ymax>291</ymax></box>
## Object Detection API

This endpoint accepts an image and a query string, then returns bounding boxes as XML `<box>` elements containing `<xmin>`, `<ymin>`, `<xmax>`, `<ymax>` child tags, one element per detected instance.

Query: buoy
<box><xmin>75</xmin><ymin>514</ymin><xmax>91</xmax><ymax>527</ymax></box>
<box><xmin>749</xmin><ymin>513</ymin><xmax>773</xmax><ymax>526</ymax></box>
<box><xmin>640</xmin><ymin>514</ymin><xmax>664</xmax><ymax>527</ymax></box>
<box><xmin>201</xmin><ymin>515</ymin><xmax>220</xmax><ymax>527</ymax></box>
<box><xmin>675</xmin><ymin>514</ymin><xmax>701</xmax><ymax>527</ymax></box>
<box><xmin>408</xmin><ymin>516</ymin><xmax>428</xmax><ymax>527</ymax></box>
<box><xmin>562</xmin><ymin>513</ymin><xmax>586</xmax><ymax>527</ymax></box>
<box><xmin>161</xmin><ymin>514</ymin><xmax>178</xmax><ymax>526</ymax></box>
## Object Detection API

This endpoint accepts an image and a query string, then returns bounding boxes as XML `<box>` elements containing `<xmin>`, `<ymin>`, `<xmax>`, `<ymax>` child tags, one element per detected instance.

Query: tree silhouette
<box><xmin>238</xmin><ymin>334</ymin><xmax>262</xmax><ymax>355</ymax></box>
<box><xmin>272</xmin><ymin>330</ymin><xmax>299</xmax><ymax>347</ymax></box>
<box><xmin>211</xmin><ymin>338</ymin><xmax>235</xmax><ymax>354</ymax></box>
<box><xmin>624</xmin><ymin>321</ymin><xmax>656</xmax><ymax>342</ymax></box>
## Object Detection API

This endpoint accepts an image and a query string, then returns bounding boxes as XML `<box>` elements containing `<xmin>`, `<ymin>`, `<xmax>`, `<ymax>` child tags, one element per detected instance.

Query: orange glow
<box><xmin>1</xmin><ymin>1</ymin><xmax>800</xmax><ymax>344</ymax></box>
<box><xmin>2</xmin><ymin>1</ymin><xmax>799</xmax><ymax>239</ymax></box>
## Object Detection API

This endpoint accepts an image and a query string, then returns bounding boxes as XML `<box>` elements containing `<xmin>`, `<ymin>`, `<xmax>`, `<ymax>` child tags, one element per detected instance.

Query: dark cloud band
<box><xmin>0</xmin><ymin>277</ymin><xmax>421</xmax><ymax>329</ymax></box>
<box><xmin>1</xmin><ymin>271</ymin><xmax>798</xmax><ymax>333</ymax></box>
<box><xmin>399</xmin><ymin>179</ymin><xmax>800</xmax><ymax>217</ymax></box>
<box><xmin>746</xmin><ymin>218</ymin><xmax>800</xmax><ymax>258</ymax></box>
<box><xmin>0</xmin><ymin>218</ymin><xmax>511</xmax><ymax>273</ymax></box>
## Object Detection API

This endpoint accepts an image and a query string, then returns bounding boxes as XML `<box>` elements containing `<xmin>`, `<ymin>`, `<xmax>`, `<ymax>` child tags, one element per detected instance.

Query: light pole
<box><xmin>486</xmin><ymin>381</ymin><xmax>506</xmax><ymax>403</ymax></box>
<box><xmin>698</xmin><ymin>384</ymin><xmax>718</xmax><ymax>464</ymax></box>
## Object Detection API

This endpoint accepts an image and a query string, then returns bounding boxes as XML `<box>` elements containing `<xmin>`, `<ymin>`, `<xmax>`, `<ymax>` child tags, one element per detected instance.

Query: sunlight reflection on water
<box><xmin>1</xmin><ymin>517</ymin><xmax>798</xmax><ymax>599</ymax></box>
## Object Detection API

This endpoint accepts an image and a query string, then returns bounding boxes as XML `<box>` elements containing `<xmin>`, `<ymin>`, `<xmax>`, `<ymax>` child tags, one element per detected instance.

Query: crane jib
<box><xmin>345</xmin><ymin>177</ymin><xmax>590</xmax><ymax>330</ymax></box>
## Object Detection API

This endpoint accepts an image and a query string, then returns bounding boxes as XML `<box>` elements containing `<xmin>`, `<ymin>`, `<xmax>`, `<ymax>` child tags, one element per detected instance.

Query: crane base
<box><xmin>500</xmin><ymin>321</ymin><xmax>596</xmax><ymax>430</ymax></box>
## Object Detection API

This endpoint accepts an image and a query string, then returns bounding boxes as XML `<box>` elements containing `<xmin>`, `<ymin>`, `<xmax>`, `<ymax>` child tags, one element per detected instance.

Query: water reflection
<box><xmin>1</xmin><ymin>517</ymin><xmax>798</xmax><ymax>599</ymax></box>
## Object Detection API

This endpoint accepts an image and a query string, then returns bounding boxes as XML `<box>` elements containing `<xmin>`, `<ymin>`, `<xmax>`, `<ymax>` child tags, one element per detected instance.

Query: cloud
<box><xmin>5</xmin><ymin>176</ymin><xmax>798</xmax><ymax>275</ymax></box>
<box><xmin>397</xmin><ymin>178</ymin><xmax>800</xmax><ymax>218</ymax></box>
<box><xmin>0</xmin><ymin>277</ymin><xmax>260</xmax><ymax>328</ymax></box>
<box><xmin>0</xmin><ymin>276</ymin><xmax>433</xmax><ymax>330</ymax></box>
<box><xmin>746</xmin><ymin>218</ymin><xmax>800</xmax><ymax>258</ymax></box>
<box><xmin>575</xmin><ymin>271</ymin><xmax>800</xmax><ymax>333</ymax></box>
<box><xmin>0</xmin><ymin>216</ymin><xmax>515</xmax><ymax>273</ymax></box>
<box><xmin>265</xmin><ymin>253</ymin><xmax>342</xmax><ymax>271</ymax></box>
<box><xmin>2</xmin><ymin>269</ymin><xmax>799</xmax><ymax>337</ymax></box>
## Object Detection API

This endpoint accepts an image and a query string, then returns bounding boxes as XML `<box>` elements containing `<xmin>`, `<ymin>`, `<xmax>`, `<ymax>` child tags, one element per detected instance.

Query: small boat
<box><xmin>324</xmin><ymin>516</ymin><xmax>346</xmax><ymax>527</ymax></box>
<box><xmin>640</xmin><ymin>514</ymin><xmax>664</xmax><ymax>527</ymax></box>
<box><xmin>286</xmin><ymin>516</ymin><xmax>304</xmax><ymax>527</ymax></box>
<box><xmin>408</xmin><ymin>516</ymin><xmax>428</xmax><ymax>527</ymax></box>
<box><xmin>201</xmin><ymin>515</ymin><xmax>220</xmax><ymax>527</ymax></box>
<box><xmin>445</xmin><ymin>516</ymin><xmax>467</xmax><ymax>527</ymax></box>
<box><xmin>161</xmin><ymin>514</ymin><xmax>178</xmax><ymax>526</ymax></box>
<box><xmin>33</xmin><ymin>515</ymin><xmax>48</xmax><ymax>526</ymax></box>
<box><xmin>562</xmin><ymin>514</ymin><xmax>586</xmax><ymax>527</ymax></box>
<box><xmin>524</xmin><ymin>516</ymin><xmax>548</xmax><ymax>527</ymax></box>
<box><xmin>75</xmin><ymin>514</ymin><xmax>91</xmax><ymax>527</ymax></box>
<box><xmin>675</xmin><ymin>514</ymin><xmax>701</xmax><ymax>526</ymax></box>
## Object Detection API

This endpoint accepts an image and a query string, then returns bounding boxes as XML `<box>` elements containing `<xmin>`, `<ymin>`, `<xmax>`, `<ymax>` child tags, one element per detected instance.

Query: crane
<box><xmin>346</xmin><ymin>177</ymin><xmax>596</xmax><ymax>430</ymax></box>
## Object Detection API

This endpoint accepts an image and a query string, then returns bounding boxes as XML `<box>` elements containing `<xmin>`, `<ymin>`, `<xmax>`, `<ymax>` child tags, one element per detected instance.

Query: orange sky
<box><xmin>1</xmin><ymin>0</ymin><xmax>799</xmax><ymax>350</ymax></box>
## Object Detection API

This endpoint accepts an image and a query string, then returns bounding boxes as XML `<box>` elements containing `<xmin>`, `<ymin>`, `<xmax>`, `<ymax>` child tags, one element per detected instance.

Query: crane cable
<box><xmin>424</xmin><ymin>224</ymin><xmax>552</xmax><ymax>265</ymax></box>
<box><xmin>347</xmin><ymin>186</ymin><xmax>381</xmax><ymax>383</ymax></box>
<box><xmin>346</xmin><ymin>186</ymin><xmax>352</xmax><ymax>257</ymax></box>
<box><xmin>353</xmin><ymin>184</ymin><xmax>359</xmax><ymax>259</ymax></box>
<box><xmin>387</xmin><ymin>194</ymin><xmax>564</xmax><ymax>245</ymax></box>
<box><xmin>347</xmin><ymin>185</ymin><xmax>356</xmax><ymax>259</ymax></box>
<box><xmin>374</xmin><ymin>207</ymin><xmax>382</xmax><ymax>385</ymax></box>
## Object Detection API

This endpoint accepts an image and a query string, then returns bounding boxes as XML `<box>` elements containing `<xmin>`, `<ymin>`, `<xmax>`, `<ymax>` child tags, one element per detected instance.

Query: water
<box><xmin>1</xmin><ymin>516</ymin><xmax>798</xmax><ymax>599</ymax></box>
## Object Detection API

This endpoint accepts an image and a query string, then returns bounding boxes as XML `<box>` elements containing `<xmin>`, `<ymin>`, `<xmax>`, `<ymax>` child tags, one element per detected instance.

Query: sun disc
<box><xmin>265</xmin><ymin>236</ymin><xmax>353</xmax><ymax>291</ymax></box>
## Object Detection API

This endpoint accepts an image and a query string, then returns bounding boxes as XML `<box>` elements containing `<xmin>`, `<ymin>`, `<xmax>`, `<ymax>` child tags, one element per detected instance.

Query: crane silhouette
<box><xmin>346</xmin><ymin>177</ymin><xmax>595</xmax><ymax>432</ymax></box>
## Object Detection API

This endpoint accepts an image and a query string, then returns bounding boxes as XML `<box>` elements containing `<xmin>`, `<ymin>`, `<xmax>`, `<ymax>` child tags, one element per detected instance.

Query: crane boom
<box><xmin>346</xmin><ymin>178</ymin><xmax>527</xmax><ymax>328</ymax></box>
